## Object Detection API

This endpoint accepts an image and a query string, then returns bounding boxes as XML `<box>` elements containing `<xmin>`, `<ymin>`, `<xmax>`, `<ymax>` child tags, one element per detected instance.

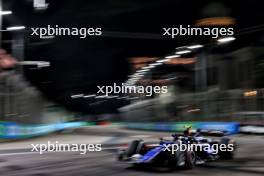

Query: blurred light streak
<box><xmin>0</xmin><ymin>10</ymin><xmax>12</xmax><ymax>15</ymax></box>
<box><xmin>6</xmin><ymin>26</ymin><xmax>26</xmax><ymax>31</ymax></box>
<box><xmin>217</xmin><ymin>36</ymin><xmax>236</xmax><ymax>43</ymax></box>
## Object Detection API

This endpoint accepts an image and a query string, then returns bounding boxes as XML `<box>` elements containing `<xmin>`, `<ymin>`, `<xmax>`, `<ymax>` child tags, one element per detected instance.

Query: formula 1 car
<box><xmin>117</xmin><ymin>129</ymin><xmax>236</xmax><ymax>170</ymax></box>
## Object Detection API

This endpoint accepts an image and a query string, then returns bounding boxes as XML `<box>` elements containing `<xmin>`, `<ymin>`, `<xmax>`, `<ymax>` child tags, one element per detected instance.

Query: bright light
<box><xmin>71</xmin><ymin>94</ymin><xmax>84</xmax><ymax>99</ymax></box>
<box><xmin>217</xmin><ymin>37</ymin><xmax>236</xmax><ymax>43</ymax></box>
<box><xmin>156</xmin><ymin>58</ymin><xmax>171</xmax><ymax>63</ymax></box>
<box><xmin>176</xmin><ymin>50</ymin><xmax>191</xmax><ymax>55</ymax></box>
<box><xmin>130</xmin><ymin>72</ymin><xmax>145</xmax><ymax>77</ymax></box>
<box><xmin>165</xmin><ymin>54</ymin><xmax>180</xmax><ymax>59</ymax></box>
<box><xmin>6</xmin><ymin>26</ymin><xmax>26</xmax><ymax>31</ymax></box>
<box><xmin>244</xmin><ymin>90</ymin><xmax>257</xmax><ymax>97</ymax></box>
<box><xmin>84</xmin><ymin>94</ymin><xmax>96</xmax><ymax>98</ymax></box>
<box><xmin>129</xmin><ymin>78</ymin><xmax>140</xmax><ymax>81</ymax></box>
<box><xmin>150</xmin><ymin>62</ymin><xmax>162</xmax><ymax>66</ymax></box>
<box><xmin>131</xmin><ymin>76</ymin><xmax>142</xmax><ymax>79</ymax></box>
<box><xmin>37</xmin><ymin>64</ymin><xmax>50</xmax><ymax>68</ymax></box>
<box><xmin>95</xmin><ymin>95</ymin><xmax>107</xmax><ymax>99</ymax></box>
<box><xmin>187</xmin><ymin>108</ymin><xmax>201</xmax><ymax>113</ymax></box>
<box><xmin>133</xmin><ymin>73</ymin><xmax>144</xmax><ymax>76</ymax></box>
<box><xmin>143</xmin><ymin>65</ymin><xmax>155</xmax><ymax>69</ymax></box>
<box><xmin>18</xmin><ymin>61</ymin><xmax>50</xmax><ymax>68</ymax></box>
<box><xmin>137</xmin><ymin>71</ymin><xmax>147</xmax><ymax>75</ymax></box>
<box><xmin>187</xmin><ymin>44</ymin><xmax>203</xmax><ymax>49</ymax></box>
<box><xmin>129</xmin><ymin>75</ymin><xmax>142</xmax><ymax>79</ymax></box>
<box><xmin>0</xmin><ymin>11</ymin><xmax>12</xmax><ymax>15</ymax></box>
<box><xmin>134</xmin><ymin>73</ymin><xmax>145</xmax><ymax>76</ymax></box>
<box><xmin>34</xmin><ymin>0</ymin><xmax>49</xmax><ymax>10</ymax></box>
<box><xmin>136</xmin><ymin>69</ymin><xmax>149</xmax><ymax>73</ymax></box>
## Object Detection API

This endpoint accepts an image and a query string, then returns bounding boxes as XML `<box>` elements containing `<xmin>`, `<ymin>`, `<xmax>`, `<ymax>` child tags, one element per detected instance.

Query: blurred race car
<box><xmin>117</xmin><ymin>128</ymin><xmax>236</xmax><ymax>170</ymax></box>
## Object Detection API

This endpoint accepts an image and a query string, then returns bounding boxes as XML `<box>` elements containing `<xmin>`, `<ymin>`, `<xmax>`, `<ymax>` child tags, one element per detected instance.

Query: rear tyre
<box><xmin>184</xmin><ymin>151</ymin><xmax>196</xmax><ymax>169</ymax></box>
<box><xmin>167</xmin><ymin>146</ymin><xmax>195</xmax><ymax>170</ymax></box>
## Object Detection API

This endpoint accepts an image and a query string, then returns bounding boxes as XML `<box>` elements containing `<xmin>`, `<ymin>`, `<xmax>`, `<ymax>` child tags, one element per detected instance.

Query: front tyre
<box><xmin>126</xmin><ymin>140</ymin><xmax>141</xmax><ymax>157</ymax></box>
<box><xmin>117</xmin><ymin>149</ymin><xmax>126</xmax><ymax>161</ymax></box>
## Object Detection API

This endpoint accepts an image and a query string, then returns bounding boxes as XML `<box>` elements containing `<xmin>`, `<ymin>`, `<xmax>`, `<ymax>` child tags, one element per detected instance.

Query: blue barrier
<box><xmin>198</xmin><ymin>122</ymin><xmax>240</xmax><ymax>135</ymax></box>
<box><xmin>0</xmin><ymin>121</ymin><xmax>86</xmax><ymax>139</ymax></box>
<box><xmin>125</xmin><ymin>122</ymin><xmax>240</xmax><ymax>135</ymax></box>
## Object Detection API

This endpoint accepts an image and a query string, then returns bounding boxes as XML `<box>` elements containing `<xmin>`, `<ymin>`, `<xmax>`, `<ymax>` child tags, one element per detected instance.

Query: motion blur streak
<box><xmin>0</xmin><ymin>127</ymin><xmax>263</xmax><ymax>176</ymax></box>
<box><xmin>1</xmin><ymin>0</ymin><xmax>264</xmax><ymax>176</ymax></box>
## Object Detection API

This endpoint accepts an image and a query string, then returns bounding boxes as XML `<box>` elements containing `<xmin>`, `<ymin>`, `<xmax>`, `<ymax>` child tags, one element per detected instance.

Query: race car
<box><xmin>117</xmin><ymin>128</ymin><xmax>236</xmax><ymax>170</ymax></box>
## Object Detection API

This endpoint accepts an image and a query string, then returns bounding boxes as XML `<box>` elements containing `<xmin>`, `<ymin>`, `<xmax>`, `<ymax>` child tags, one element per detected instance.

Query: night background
<box><xmin>0</xmin><ymin>0</ymin><xmax>264</xmax><ymax>176</ymax></box>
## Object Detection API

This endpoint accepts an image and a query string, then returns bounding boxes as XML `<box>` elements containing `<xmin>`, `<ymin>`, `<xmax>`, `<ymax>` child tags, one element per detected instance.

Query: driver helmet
<box><xmin>183</xmin><ymin>126</ymin><xmax>192</xmax><ymax>136</ymax></box>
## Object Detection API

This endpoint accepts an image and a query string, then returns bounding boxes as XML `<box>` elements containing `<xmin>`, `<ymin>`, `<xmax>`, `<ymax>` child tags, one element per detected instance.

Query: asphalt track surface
<box><xmin>0</xmin><ymin>127</ymin><xmax>263</xmax><ymax>176</ymax></box>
